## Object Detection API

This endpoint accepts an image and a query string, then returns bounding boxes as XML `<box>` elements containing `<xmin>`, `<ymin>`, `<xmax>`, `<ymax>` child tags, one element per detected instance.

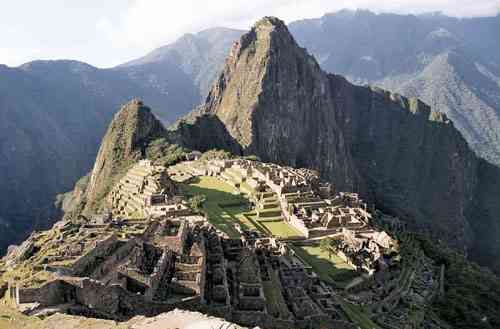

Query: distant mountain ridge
<box><xmin>1</xmin><ymin>9</ymin><xmax>500</xmax><ymax>256</ymax></box>
<box><xmin>121</xmin><ymin>27</ymin><xmax>244</xmax><ymax>99</ymax></box>
<box><xmin>0</xmin><ymin>59</ymin><xmax>196</xmax><ymax>251</ymax></box>
<box><xmin>288</xmin><ymin>10</ymin><xmax>500</xmax><ymax>164</ymax></box>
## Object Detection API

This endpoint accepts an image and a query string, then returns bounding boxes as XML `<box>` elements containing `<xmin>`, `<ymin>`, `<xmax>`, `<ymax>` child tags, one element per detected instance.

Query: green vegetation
<box><xmin>199</xmin><ymin>149</ymin><xmax>234</xmax><ymax>161</ymax></box>
<box><xmin>320</xmin><ymin>236</ymin><xmax>344</xmax><ymax>260</ymax></box>
<box><xmin>339</xmin><ymin>300</ymin><xmax>381</xmax><ymax>329</ymax></box>
<box><xmin>417</xmin><ymin>235</ymin><xmax>500</xmax><ymax>329</ymax></box>
<box><xmin>146</xmin><ymin>140</ymin><xmax>187</xmax><ymax>167</ymax></box>
<box><xmin>239</xmin><ymin>182</ymin><xmax>256</xmax><ymax>198</ymax></box>
<box><xmin>242</xmin><ymin>154</ymin><xmax>260</xmax><ymax>161</ymax></box>
<box><xmin>259</xmin><ymin>221</ymin><xmax>303</xmax><ymax>238</ymax></box>
<box><xmin>124</xmin><ymin>209</ymin><xmax>145</xmax><ymax>220</ymax></box>
<box><xmin>256</xmin><ymin>207</ymin><xmax>282</xmax><ymax>218</ymax></box>
<box><xmin>182</xmin><ymin>176</ymin><xmax>250</xmax><ymax>237</ymax></box>
<box><xmin>225</xmin><ymin>209</ymin><xmax>259</xmax><ymax>232</ymax></box>
<box><xmin>181</xmin><ymin>176</ymin><xmax>302</xmax><ymax>240</ymax></box>
<box><xmin>292</xmin><ymin>244</ymin><xmax>357</xmax><ymax>287</ymax></box>
<box><xmin>188</xmin><ymin>194</ymin><xmax>206</xmax><ymax>212</ymax></box>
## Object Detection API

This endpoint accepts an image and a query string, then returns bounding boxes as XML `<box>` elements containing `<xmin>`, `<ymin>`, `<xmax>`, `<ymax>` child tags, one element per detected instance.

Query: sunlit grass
<box><xmin>292</xmin><ymin>244</ymin><xmax>357</xmax><ymax>286</ymax></box>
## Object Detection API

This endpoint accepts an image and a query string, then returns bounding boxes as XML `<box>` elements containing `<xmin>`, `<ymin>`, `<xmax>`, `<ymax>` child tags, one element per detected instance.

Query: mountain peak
<box><xmin>120</xmin><ymin>98</ymin><xmax>146</xmax><ymax>115</ymax></box>
<box><xmin>126</xmin><ymin>97</ymin><xmax>144</xmax><ymax>107</ymax></box>
<box><xmin>200</xmin><ymin>16</ymin><xmax>357</xmax><ymax>189</ymax></box>
<box><xmin>174</xmin><ymin>15</ymin><xmax>489</xmax><ymax>265</ymax></box>
<box><xmin>254</xmin><ymin>16</ymin><xmax>286</xmax><ymax>29</ymax></box>
<box><xmin>231</xmin><ymin>16</ymin><xmax>298</xmax><ymax>58</ymax></box>
<box><xmin>83</xmin><ymin>99</ymin><xmax>167</xmax><ymax>213</ymax></box>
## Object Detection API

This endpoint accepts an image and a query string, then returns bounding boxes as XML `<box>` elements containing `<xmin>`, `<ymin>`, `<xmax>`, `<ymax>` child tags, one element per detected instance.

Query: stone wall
<box><xmin>145</xmin><ymin>248</ymin><xmax>173</xmax><ymax>300</ymax></box>
<box><xmin>74</xmin><ymin>278</ymin><xmax>201</xmax><ymax>318</ymax></box>
<box><xmin>86</xmin><ymin>238</ymin><xmax>138</xmax><ymax>279</ymax></box>
<box><xmin>15</xmin><ymin>280</ymin><xmax>76</xmax><ymax>306</ymax></box>
<box><xmin>71</xmin><ymin>234</ymin><xmax>120</xmax><ymax>276</ymax></box>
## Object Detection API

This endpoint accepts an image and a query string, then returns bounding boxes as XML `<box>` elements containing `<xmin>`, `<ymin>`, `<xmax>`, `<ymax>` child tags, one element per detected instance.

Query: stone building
<box><xmin>109</xmin><ymin>160</ymin><xmax>182</xmax><ymax>218</ymax></box>
<box><xmin>7</xmin><ymin>217</ymin><xmax>206</xmax><ymax>320</ymax></box>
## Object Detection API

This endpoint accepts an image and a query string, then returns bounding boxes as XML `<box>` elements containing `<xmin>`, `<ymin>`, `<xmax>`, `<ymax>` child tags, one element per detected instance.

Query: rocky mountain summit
<box><xmin>2</xmin><ymin>10</ymin><xmax>500</xmax><ymax>260</ymax></box>
<box><xmin>84</xmin><ymin>99</ymin><xmax>168</xmax><ymax>212</ymax></box>
<box><xmin>63</xmin><ymin>99</ymin><xmax>185</xmax><ymax>216</ymax></box>
<box><xmin>172</xmin><ymin>17</ymin><xmax>500</xmax><ymax>274</ymax></box>
<box><xmin>1</xmin><ymin>13</ymin><xmax>500</xmax><ymax>329</ymax></box>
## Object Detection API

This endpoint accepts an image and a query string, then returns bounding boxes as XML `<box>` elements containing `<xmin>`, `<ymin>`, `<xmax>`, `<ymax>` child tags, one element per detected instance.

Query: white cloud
<box><xmin>99</xmin><ymin>0</ymin><xmax>500</xmax><ymax>54</ymax></box>
<box><xmin>1</xmin><ymin>0</ymin><xmax>499</xmax><ymax>67</ymax></box>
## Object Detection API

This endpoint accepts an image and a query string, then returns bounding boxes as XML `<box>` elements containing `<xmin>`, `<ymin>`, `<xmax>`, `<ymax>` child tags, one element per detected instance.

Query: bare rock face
<box><xmin>84</xmin><ymin>99</ymin><xmax>168</xmax><ymax>213</ymax></box>
<box><xmin>203</xmin><ymin>17</ymin><xmax>359</xmax><ymax>191</ymax></box>
<box><xmin>172</xmin><ymin>17</ymin><xmax>500</xmax><ymax>272</ymax></box>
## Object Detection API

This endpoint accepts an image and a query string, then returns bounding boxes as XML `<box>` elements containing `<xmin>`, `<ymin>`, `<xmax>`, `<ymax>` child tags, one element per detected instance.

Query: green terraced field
<box><xmin>292</xmin><ymin>244</ymin><xmax>357</xmax><ymax>286</ymax></box>
<box><xmin>182</xmin><ymin>176</ymin><xmax>254</xmax><ymax>237</ymax></box>
<box><xmin>182</xmin><ymin>176</ymin><xmax>306</xmax><ymax>240</ymax></box>
<box><xmin>260</xmin><ymin>220</ymin><xmax>304</xmax><ymax>238</ymax></box>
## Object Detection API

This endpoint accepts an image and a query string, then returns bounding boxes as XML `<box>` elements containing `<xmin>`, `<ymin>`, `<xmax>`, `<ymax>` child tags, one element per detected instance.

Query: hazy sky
<box><xmin>1</xmin><ymin>0</ymin><xmax>498</xmax><ymax>68</ymax></box>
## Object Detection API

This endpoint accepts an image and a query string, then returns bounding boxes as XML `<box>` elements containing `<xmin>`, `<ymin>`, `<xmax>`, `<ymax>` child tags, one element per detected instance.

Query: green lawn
<box><xmin>182</xmin><ymin>176</ymin><xmax>305</xmax><ymax>240</ymax></box>
<box><xmin>183</xmin><ymin>175</ymin><xmax>238</xmax><ymax>196</ymax></box>
<box><xmin>292</xmin><ymin>244</ymin><xmax>357</xmax><ymax>286</ymax></box>
<box><xmin>182</xmin><ymin>176</ymin><xmax>253</xmax><ymax>237</ymax></box>
<box><xmin>256</xmin><ymin>207</ymin><xmax>283</xmax><ymax>218</ymax></box>
<box><xmin>239</xmin><ymin>182</ymin><xmax>257</xmax><ymax>198</ymax></box>
<box><xmin>225</xmin><ymin>207</ymin><xmax>259</xmax><ymax>231</ymax></box>
<box><xmin>260</xmin><ymin>220</ymin><xmax>304</xmax><ymax>239</ymax></box>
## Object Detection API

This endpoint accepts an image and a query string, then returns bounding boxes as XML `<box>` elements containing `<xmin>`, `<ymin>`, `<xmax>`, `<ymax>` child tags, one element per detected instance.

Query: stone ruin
<box><xmin>2</xmin><ymin>215</ymin><xmax>365</xmax><ymax>328</ymax></box>
<box><xmin>0</xmin><ymin>156</ymin><xmax>419</xmax><ymax>329</ymax></box>
<box><xmin>174</xmin><ymin>157</ymin><xmax>396</xmax><ymax>273</ymax></box>
<box><xmin>5</xmin><ymin>217</ymin><xmax>206</xmax><ymax>320</ymax></box>
<box><xmin>109</xmin><ymin>159</ymin><xmax>185</xmax><ymax>219</ymax></box>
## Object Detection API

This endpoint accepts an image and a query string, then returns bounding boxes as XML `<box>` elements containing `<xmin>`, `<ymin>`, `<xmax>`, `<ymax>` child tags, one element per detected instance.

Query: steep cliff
<box><xmin>290</xmin><ymin>10</ymin><xmax>500</xmax><ymax>165</ymax></box>
<box><xmin>201</xmin><ymin>17</ymin><xmax>359</xmax><ymax>190</ymax></box>
<box><xmin>172</xmin><ymin>17</ymin><xmax>500</xmax><ymax>272</ymax></box>
<box><xmin>82</xmin><ymin>99</ymin><xmax>178</xmax><ymax>214</ymax></box>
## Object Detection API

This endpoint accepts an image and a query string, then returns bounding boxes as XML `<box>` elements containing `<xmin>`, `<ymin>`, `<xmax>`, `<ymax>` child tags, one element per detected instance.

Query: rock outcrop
<box><xmin>171</xmin><ymin>17</ymin><xmax>500</xmax><ymax>272</ymax></box>
<box><xmin>83</xmin><ymin>99</ymin><xmax>171</xmax><ymax>213</ymax></box>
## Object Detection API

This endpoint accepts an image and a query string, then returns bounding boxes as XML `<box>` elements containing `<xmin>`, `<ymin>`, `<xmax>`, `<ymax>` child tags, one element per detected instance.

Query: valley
<box><xmin>0</xmin><ymin>8</ymin><xmax>500</xmax><ymax>329</ymax></box>
<box><xmin>2</xmin><ymin>10</ymin><xmax>500</xmax><ymax>264</ymax></box>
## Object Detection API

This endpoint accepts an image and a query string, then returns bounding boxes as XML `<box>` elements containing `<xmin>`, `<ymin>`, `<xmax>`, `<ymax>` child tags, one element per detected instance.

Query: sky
<box><xmin>1</xmin><ymin>0</ymin><xmax>499</xmax><ymax>68</ymax></box>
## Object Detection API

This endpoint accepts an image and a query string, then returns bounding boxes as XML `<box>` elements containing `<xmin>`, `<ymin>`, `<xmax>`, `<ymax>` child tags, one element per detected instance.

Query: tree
<box><xmin>189</xmin><ymin>195</ymin><xmax>205</xmax><ymax>212</ymax></box>
<box><xmin>199</xmin><ymin>149</ymin><xmax>233</xmax><ymax>161</ymax></box>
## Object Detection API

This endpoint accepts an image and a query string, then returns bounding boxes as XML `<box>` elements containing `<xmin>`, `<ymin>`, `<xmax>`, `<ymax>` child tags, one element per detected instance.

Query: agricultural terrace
<box><xmin>181</xmin><ymin>176</ymin><xmax>256</xmax><ymax>237</ymax></box>
<box><xmin>292</xmin><ymin>244</ymin><xmax>358</xmax><ymax>287</ymax></box>
<box><xmin>181</xmin><ymin>175</ymin><xmax>303</xmax><ymax>239</ymax></box>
